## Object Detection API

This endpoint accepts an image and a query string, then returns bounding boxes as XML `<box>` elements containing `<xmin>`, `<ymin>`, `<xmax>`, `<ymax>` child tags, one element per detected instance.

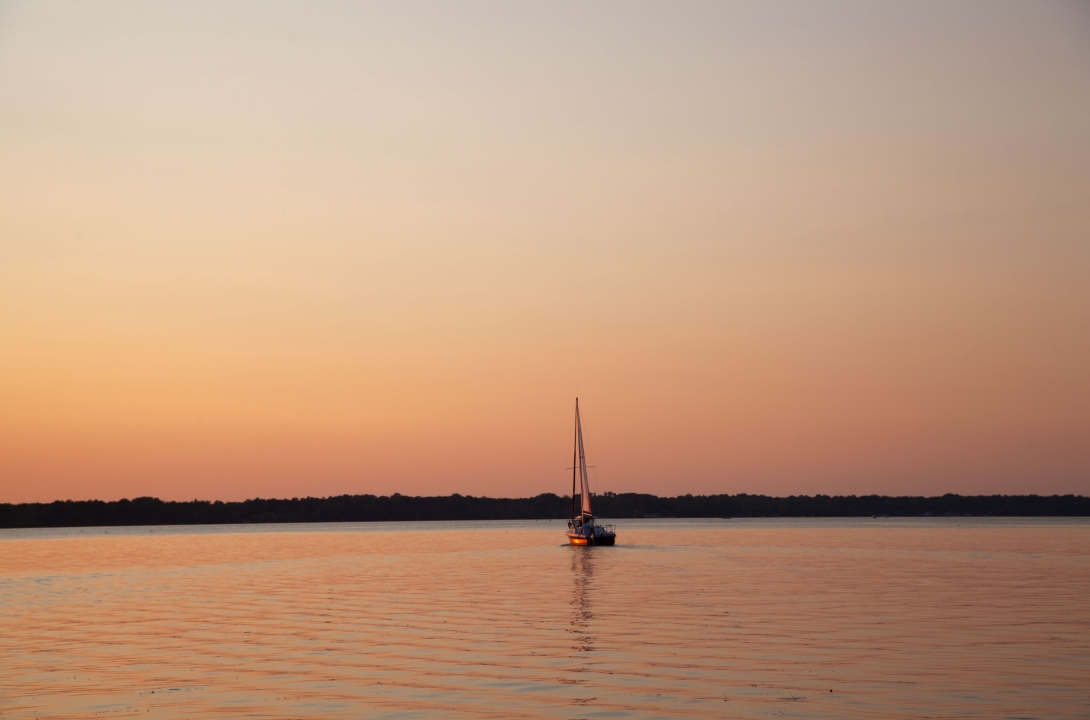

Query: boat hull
<box><xmin>567</xmin><ymin>533</ymin><xmax>616</xmax><ymax>546</ymax></box>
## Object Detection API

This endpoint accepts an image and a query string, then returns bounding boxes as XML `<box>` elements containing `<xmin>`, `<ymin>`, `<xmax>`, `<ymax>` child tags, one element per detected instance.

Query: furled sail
<box><xmin>577</xmin><ymin>401</ymin><xmax>593</xmax><ymax>516</ymax></box>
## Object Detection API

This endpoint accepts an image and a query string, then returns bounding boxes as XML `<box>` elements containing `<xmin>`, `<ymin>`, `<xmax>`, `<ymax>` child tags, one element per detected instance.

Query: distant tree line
<box><xmin>0</xmin><ymin>492</ymin><xmax>1086</xmax><ymax>529</ymax></box>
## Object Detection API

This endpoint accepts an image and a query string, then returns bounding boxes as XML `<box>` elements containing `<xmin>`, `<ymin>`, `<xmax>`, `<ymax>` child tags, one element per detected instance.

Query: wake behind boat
<box><xmin>566</xmin><ymin>398</ymin><xmax>617</xmax><ymax>546</ymax></box>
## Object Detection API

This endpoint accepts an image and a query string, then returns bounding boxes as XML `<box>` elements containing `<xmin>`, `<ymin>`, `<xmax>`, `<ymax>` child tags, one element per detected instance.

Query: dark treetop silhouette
<box><xmin>1</xmin><ymin>493</ymin><xmax>1086</xmax><ymax>528</ymax></box>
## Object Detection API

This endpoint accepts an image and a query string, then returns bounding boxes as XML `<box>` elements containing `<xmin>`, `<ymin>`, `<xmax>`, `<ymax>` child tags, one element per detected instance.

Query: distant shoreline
<box><xmin>1</xmin><ymin>493</ymin><xmax>1087</xmax><ymax>529</ymax></box>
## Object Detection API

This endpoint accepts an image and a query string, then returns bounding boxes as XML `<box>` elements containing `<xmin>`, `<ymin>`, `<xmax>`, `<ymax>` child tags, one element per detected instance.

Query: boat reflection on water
<box><xmin>569</xmin><ymin>545</ymin><xmax>595</xmax><ymax>655</ymax></box>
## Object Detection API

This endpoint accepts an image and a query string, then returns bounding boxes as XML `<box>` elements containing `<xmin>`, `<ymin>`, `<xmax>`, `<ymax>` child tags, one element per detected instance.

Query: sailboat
<box><xmin>566</xmin><ymin>398</ymin><xmax>617</xmax><ymax>546</ymax></box>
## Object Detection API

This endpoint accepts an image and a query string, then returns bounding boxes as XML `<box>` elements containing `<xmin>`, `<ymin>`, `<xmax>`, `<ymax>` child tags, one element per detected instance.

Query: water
<box><xmin>1</xmin><ymin>518</ymin><xmax>1087</xmax><ymax>718</ymax></box>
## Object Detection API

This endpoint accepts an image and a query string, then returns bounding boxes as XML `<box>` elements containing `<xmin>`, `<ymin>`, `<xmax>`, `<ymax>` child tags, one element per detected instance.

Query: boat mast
<box><xmin>572</xmin><ymin>398</ymin><xmax>579</xmax><ymax>521</ymax></box>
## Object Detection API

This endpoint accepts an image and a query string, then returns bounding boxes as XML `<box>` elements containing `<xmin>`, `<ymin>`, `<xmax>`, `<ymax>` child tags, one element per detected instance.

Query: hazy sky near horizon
<box><xmin>2</xmin><ymin>0</ymin><xmax>1088</xmax><ymax>503</ymax></box>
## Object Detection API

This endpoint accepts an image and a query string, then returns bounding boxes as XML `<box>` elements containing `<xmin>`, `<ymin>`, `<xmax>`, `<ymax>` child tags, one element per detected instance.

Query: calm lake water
<box><xmin>1</xmin><ymin>518</ymin><xmax>1087</xmax><ymax>719</ymax></box>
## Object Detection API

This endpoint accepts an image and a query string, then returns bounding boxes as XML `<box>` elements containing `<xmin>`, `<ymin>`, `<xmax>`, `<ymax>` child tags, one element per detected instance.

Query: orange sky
<box><xmin>1</xmin><ymin>1</ymin><xmax>1088</xmax><ymax>503</ymax></box>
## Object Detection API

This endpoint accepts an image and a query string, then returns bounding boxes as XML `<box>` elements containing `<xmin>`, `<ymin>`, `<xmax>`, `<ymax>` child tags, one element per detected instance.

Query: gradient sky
<box><xmin>2</xmin><ymin>0</ymin><xmax>1088</xmax><ymax>503</ymax></box>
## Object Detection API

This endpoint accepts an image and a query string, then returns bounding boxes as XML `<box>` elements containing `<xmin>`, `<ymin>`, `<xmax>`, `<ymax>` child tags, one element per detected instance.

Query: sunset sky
<box><xmin>1</xmin><ymin>1</ymin><xmax>1088</xmax><ymax>503</ymax></box>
